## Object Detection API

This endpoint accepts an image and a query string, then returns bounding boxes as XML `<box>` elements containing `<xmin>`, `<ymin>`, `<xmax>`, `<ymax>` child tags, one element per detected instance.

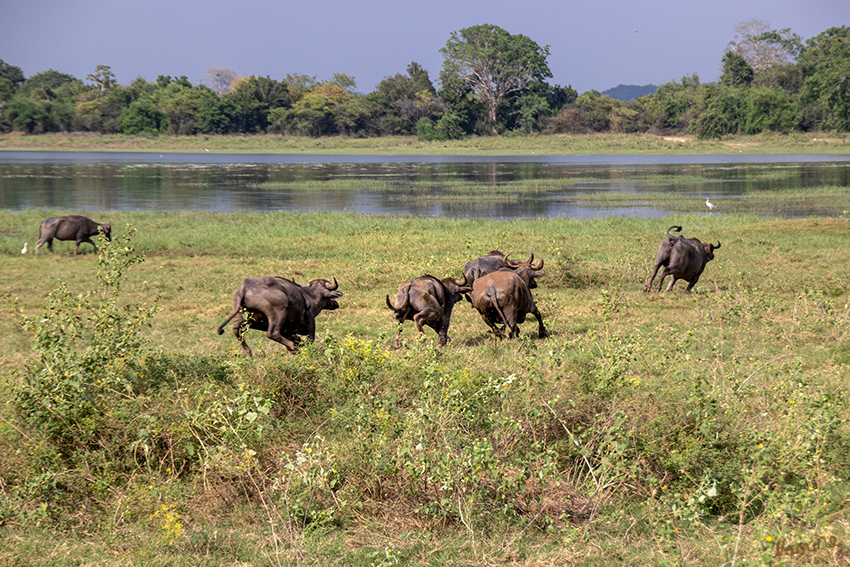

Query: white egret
<box><xmin>706</xmin><ymin>198</ymin><xmax>717</xmax><ymax>212</ymax></box>
<box><xmin>21</xmin><ymin>242</ymin><xmax>27</xmax><ymax>254</ymax></box>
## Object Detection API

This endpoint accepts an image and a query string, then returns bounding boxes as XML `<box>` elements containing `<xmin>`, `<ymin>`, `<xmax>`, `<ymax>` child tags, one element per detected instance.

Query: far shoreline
<box><xmin>2</xmin><ymin>132</ymin><xmax>849</xmax><ymax>156</ymax></box>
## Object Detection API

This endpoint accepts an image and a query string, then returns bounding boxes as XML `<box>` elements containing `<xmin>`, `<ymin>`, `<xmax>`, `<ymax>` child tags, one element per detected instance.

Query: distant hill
<box><xmin>601</xmin><ymin>84</ymin><xmax>657</xmax><ymax>101</ymax></box>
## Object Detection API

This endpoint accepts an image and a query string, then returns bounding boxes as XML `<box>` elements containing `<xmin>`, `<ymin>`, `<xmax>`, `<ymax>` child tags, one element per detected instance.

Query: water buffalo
<box><xmin>385</xmin><ymin>275</ymin><xmax>472</xmax><ymax>348</ymax></box>
<box><xmin>35</xmin><ymin>215</ymin><xmax>112</xmax><ymax>254</ymax></box>
<box><xmin>471</xmin><ymin>265</ymin><xmax>548</xmax><ymax>340</ymax></box>
<box><xmin>463</xmin><ymin>250</ymin><xmax>543</xmax><ymax>288</ymax></box>
<box><xmin>644</xmin><ymin>225</ymin><xmax>721</xmax><ymax>292</ymax></box>
<box><xmin>217</xmin><ymin>276</ymin><xmax>342</xmax><ymax>356</ymax></box>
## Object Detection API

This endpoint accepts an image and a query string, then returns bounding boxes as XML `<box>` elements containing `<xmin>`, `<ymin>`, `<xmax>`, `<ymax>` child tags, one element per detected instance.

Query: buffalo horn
<box><xmin>325</xmin><ymin>277</ymin><xmax>339</xmax><ymax>291</ymax></box>
<box><xmin>530</xmin><ymin>251</ymin><xmax>544</xmax><ymax>270</ymax></box>
<box><xmin>503</xmin><ymin>253</ymin><xmax>519</xmax><ymax>267</ymax></box>
<box><xmin>385</xmin><ymin>294</ymin><xmax>396</xmax><ymax>311</ymax></box>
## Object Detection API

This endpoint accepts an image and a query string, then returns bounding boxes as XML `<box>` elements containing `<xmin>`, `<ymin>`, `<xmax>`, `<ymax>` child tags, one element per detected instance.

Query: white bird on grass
<box><xmin>21</xmin><ymin>242</ymin><xmax>27</xmax><ymax>254</ymax></box>
<box><xmin>706</xmin><ymin>198</ymin><xmax>717</xmax><ymax>212</ymax></box>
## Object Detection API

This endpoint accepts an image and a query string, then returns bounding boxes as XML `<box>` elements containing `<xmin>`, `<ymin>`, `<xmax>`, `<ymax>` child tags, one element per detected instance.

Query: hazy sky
<box><xmin>2</xmin><ymin>0</ymin><xmax>847</xmax><ymax>95</ymax></box>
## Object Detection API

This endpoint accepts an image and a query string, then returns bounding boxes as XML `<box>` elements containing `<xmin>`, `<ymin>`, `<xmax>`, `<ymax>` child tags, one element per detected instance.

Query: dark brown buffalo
<box><xmin>471</xmin><ymin>265</ymin><xmax>548</xmax><ymax>339</ymax></box>
<box><xmin>644</xmin><ymin>225</ymin><xmax>721</xmax><ymax>292</ymax></box>
<box><xmin>463</xmin><ymin>250</ymin><xmax>543</xmax><ymax>288</ymax></box>
<box><xmin>385</xmin><ymin>275</ymin><xmax>471</xmax><ymax>348</ymax></box>
<box><xmin>35</xmin><ymin>215</ymin><xmax>112</xmax><ymax>254</ymax></box>
<box><xmin>217</xmin><ymin>276</ymin><xmax>342</xmax><ymax>355</ymax></box>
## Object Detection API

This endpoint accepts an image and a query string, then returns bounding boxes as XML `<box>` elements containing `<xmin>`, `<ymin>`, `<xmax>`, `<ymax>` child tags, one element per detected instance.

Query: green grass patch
<box><xmin>3</xmin><ymin>131</ymin><xmax>850</xmax><ymax>155</ymax></box>
<box><xmin>564</xmin><ymin>185</ymin><xmax>850</xmax><ymax>216</ymax></box>
<box><xmin>0</xmin><ymin>208</ymin><xmax>849</xmax><ymax>565</ymax></box>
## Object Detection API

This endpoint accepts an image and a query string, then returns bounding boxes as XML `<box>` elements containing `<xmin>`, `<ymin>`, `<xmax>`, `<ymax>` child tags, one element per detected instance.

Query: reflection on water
<box><xmin>1</xmin><ymin>151</ymin><xmax>848</xmax><ymax>219</ymax></box>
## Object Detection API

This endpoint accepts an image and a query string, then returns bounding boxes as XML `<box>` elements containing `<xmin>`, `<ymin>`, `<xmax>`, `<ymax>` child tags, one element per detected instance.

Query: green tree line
<box><xmin>1</xmin><ymin>22</ymin><xmax>848</xmax><ymax>140</ymax></box>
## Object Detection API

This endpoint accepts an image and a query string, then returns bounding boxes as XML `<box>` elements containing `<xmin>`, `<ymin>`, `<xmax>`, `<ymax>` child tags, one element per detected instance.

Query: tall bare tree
<box><xmin>86</xmin><ymin>65</ymin><xmax>116</xmax><ymax>96</ymax></box>
<box><xmin>204</xmin><ymin>67</ymin><xmax>238</xmax><ymax>96</ymax></box>
<box><xmin>726</xmin><ymin>20</ymin><xmax>800</xmax><ymax>72</ymax></box>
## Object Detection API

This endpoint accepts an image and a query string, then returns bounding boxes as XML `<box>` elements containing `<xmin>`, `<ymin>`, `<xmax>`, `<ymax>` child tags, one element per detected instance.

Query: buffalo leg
<box><xmin>35</xmin><ymin>238</ymin><xmax>53</xmax><ymax>254</ymax></box>
<box><xmin>412</xmin><ymin>313</ymin><xmax>429</xmax><ymax>337</ymax></box>
<box><xmin>505</xmin><ymin>311</ymin><xmax>520</xmax><ymax>339</ymax></box>
<box><xmin>303</xmin><ymin>318</ymin><xmax>316</xmax><ymax>344</ymax></box>
<box><xmin>644</xmin><ymin>262</ymin><xmax>663</xmax><ymax>292</ymax></box>
<box><xmin>480</xmin><ymin>308</ymin><xmax>505</xmax><ymax>338</ymax></box>
<box><xmin>412</xmin><ymin>293</ymin><xmax>441</xmax><ymax>336</ymax></box>
<box><xmin>531</xmin><ymin>306</ymin><xmax>548</xmax><ymax>338</ymax></box>
<box><xmin>684</xmin><ymin>273</ymin><xmax>703</xmax><ymax>291</ymax></box>
<box><xmin>265</xmin><ymin>314</ymin><xmax>300</xmax><ymax>353</ymax></box>
<box><xmin>427</xmin><ymin>321</ymin><xmax>449</xmax><ymax>348</ymax></box>
<box><xmin>656</xmin><ymin>268</ymin><xmax>673</xmax><ymax>292</ymax></box>
<box><xmin>74</xmin><ymin>237</ymin><xmax>97</xmax><ymax>254</ymax></box>
<box><xmin>267</xmin><ymin>329</ymin><xmax>298</xmax><ymax>352</ymax></box>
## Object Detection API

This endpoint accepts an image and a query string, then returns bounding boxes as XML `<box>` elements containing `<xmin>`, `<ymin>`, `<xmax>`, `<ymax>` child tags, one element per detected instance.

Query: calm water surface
<box><xmin>1</xmin><ymin>151</ymin><xmax>848</xmax><ymax>219</ymax></box>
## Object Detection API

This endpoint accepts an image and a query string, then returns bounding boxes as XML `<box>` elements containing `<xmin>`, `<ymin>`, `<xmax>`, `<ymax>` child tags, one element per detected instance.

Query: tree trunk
<box><xmin>489</xmin><ymin>105</ymin><xmax>499</xmax><ymax>135</ymax></box>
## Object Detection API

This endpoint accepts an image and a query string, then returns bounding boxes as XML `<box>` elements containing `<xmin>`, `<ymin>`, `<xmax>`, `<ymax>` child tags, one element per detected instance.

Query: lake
<box><xmin>1</xmin><ymin>151</ymin><xmax>848</xmax><ymax>219</ymax></box>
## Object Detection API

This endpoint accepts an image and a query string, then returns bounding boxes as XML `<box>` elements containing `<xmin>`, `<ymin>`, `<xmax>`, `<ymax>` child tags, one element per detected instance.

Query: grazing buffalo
<box><xmin>463</xmin><ymin>250</ymin><xmax>544</xmax><ymax>288</ymax></box>
<box><xmin>385</xmin><ymin>275</ymin><xmax>472</xmax><ymax>348</ymax></box>
<box><xmin>35</xmin><ymin>215</ymin><xmax>112</xmax><ymax>254</ymax></box>
<box><xmin>644</xmin><ymin>225</ymin><xmax>721</xmax><ymax>292</ymax></box>
<box><xmin>471</xmin><ymin>265</ymin><xmax>548</xmax><ymax>340</ymax></box>
<box><xmin>217</xmin><ymin>276</ymin><xmax>342</xmax><ymax>356</ymax></box>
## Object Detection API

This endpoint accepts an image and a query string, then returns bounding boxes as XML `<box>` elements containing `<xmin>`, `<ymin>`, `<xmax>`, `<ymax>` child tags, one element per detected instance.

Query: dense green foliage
<box><xmin>439</xmin><ymin>24</ymin><xmax>553</xmax><ymax>135</ymax></box>
<box><xmin>1</xmin><ymin>24</ymin><xmax>849</xmax><ymax>139</ymax></box>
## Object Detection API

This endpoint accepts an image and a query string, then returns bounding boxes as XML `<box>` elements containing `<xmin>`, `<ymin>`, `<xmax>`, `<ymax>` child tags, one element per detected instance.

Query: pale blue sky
<box><xmin>2</xmin><ymin>0</ymin><xmax>847</xmax><ymax>94</ymax></box>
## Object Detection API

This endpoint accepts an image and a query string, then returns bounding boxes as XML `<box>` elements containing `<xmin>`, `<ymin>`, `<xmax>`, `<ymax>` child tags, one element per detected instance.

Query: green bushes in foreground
<box><xmin>0</xmin><ymin>214</ymin><xmax>849</xmax><ymax>565</ymax></box>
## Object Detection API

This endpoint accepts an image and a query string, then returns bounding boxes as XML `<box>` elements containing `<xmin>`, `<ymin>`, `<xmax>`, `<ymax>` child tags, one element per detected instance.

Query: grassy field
<box><xmin>1</xmin><ymin>201</ymin><xmax>849</xmax><ymax>565</ymax></box>
<box><xmin>2</xmin><ymin>131</ymin><xmax>850</xmax><ymax>155</ymax></box>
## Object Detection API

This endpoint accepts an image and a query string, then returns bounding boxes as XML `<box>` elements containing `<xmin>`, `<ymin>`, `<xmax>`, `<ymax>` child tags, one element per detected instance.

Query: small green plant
<box><xmin>17</xmin><ymin>227</ymin><xmax>160</xmax><ymax>449</ymax></box>
<box><xmin>367</xmin><ymin>546</ymin><xmax>400</xmax><ymax>567</ymax></box>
